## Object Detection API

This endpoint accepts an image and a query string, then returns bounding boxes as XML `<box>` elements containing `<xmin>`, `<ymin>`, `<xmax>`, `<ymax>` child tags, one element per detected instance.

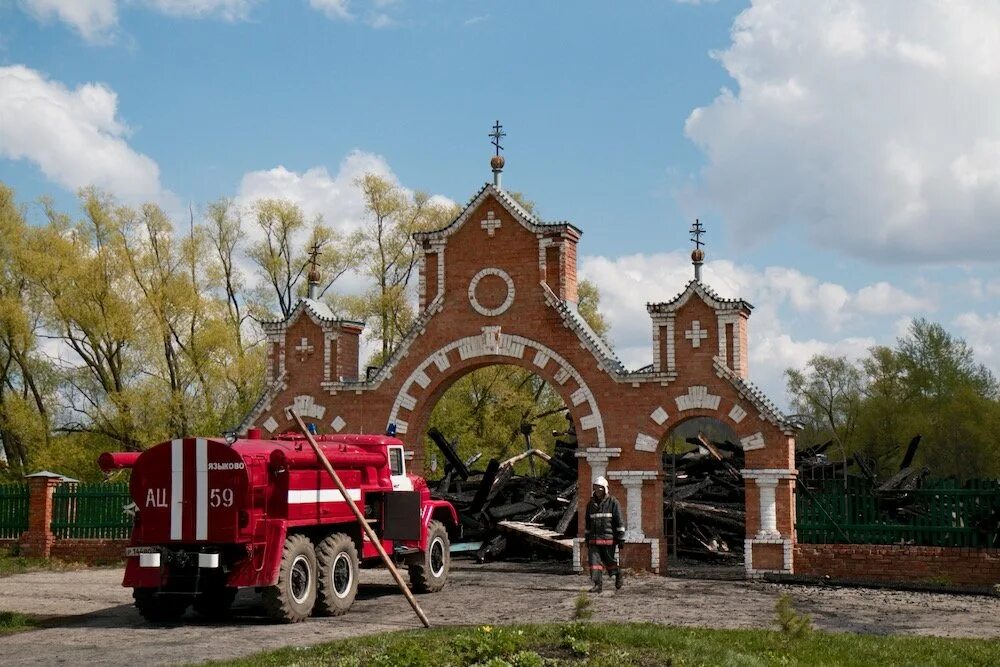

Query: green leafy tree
<box><xmin>787</xmin><ymin>319</ymin><xmax>1000</xmax><ymax>479</ymax></box>
<box><xmin>352</xmin><ymin>173</ymin><xmax>458</xmax><ymax>365</ymax></box>
<box><xmin>426</xmin><ymin>365</ymin><xmax>568</xmax><ymax>476</ymax></box>
<box><xmin>577</xmin><ymin>279</ymin><xmax>610</xmax><ymax>342</ymax></box>
<box><xmin>785</xmin><ymin>355</ymin><xmax>863</xmax><ymax>458</ymax></box>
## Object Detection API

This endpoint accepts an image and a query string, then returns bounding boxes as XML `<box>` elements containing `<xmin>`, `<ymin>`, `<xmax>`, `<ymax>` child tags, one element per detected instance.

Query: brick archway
<box><xmin>388</xmin><ymin>332</ymin><xmax>606</xmax><ymax>452</ymax></box>
<box><xmin>238</xmin><ymin>180</ymin><xmax>799</xmax><ymax>576</ymax></box>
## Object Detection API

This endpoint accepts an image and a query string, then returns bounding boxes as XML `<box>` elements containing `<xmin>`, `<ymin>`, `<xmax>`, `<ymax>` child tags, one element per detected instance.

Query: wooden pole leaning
<box><xmin>290</xmin><ymin>410</ymin><xmax>431</xmax><ymax>628</ymax></box>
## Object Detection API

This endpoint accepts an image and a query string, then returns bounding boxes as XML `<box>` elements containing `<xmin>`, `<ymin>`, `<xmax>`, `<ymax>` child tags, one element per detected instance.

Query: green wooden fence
<box><xmin>51</xmin><ymin>482</ymin><xmax>133</xmax><ymax>540</ymax></box>
<box><xmin>0</xmin><ymin>483</ymin><xmax>29</xmax><ymax>540</ymax></box>
<box><xmin>797</xmin><ymin>478</ymin><xmax>1000</xmax><ymax>548</ymax></box>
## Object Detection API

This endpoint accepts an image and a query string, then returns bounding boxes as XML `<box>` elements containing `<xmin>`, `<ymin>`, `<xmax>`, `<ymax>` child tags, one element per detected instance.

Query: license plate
<box><xmin>125</xmin><ymin>546</ymin><xmax>160</xmax><ymax>556</ymax></box>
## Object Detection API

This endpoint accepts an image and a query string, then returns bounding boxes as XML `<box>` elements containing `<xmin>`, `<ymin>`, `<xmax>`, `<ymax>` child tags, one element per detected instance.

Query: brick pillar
<box><xmin>19</xmin><ymin>476</ymin><xmax>60</xmax><ymax>558</ymax></box>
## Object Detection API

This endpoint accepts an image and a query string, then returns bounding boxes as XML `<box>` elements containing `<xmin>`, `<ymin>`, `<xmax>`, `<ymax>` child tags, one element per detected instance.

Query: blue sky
<box><xmin>2</xmin><ymin>0</ymin><xmax>1000</xmax><ymax>408</ymax></box>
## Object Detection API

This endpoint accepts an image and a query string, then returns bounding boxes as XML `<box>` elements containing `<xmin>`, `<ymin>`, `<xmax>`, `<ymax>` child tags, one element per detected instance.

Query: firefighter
<box><xmin>584</xmin><ymin>475</ymin><xmax>625</xmax><ymax>592</ymax></box>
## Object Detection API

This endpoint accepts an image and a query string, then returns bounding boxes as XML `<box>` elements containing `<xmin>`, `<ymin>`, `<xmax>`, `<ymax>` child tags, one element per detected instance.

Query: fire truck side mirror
<box><xmin>223</xmin><ymin>431</ymin><xmax>237</xmax><ymax>446</ymax></box>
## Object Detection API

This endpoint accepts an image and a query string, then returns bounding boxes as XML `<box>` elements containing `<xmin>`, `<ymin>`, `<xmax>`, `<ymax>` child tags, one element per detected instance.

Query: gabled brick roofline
<box><xmin>413</xmin><ymin>183</ymin><xmax>581</xmax><ymax>244</ymax></box>
<box><xmin>712</xmin><ymin>357</ymin><xmax>798</xmax><ymax>433</ymax></box>
<box><xmin>260</xmin><ymin>298</ymin><xmax>365</xmax><ymax>330</ymax></box>
<box><xmin>647</xmin><ymin>279</ymin><xmax>753</xmax><ymax>314</ymax></box>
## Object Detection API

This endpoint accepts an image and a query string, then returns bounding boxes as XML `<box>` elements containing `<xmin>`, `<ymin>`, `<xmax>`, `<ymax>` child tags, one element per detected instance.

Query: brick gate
<box><xmin>238</xmin><ymin>165</ymin><xmax>798</xmax><ymax>576</ymax></box>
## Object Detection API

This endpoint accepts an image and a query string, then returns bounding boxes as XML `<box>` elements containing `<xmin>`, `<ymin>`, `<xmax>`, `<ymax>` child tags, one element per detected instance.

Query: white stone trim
<box><xmin>675</xmin><ymin>385</ymin><xmax>721</xmax><ymax>412</ymax></box>
<box><xmin>607</xmin><ymin>470</ymin><xmax>659</xmax><ymax>480</ymax></box>
<box><xmin>284</xmin><ymin>395</ymin><xmax>325</xmax><ymax>421</ymax></box>
<box><xmin>532</xmin><ymin>350</ymin><xmax>550</xmax><ymax>369</ymax></box>
<box><xmin>413</xmin><ymin>370</ymin><xmax>431</xmax><ymax>389</ymax></box>
<box><xmin>468</xmin><ymin>267</ymin><xmax>515</xmax><ymax>317</ymax></box>
<box><xmin>634</xmin><ymin>433</ymin><xmax>659</xmax><ymax>452</ymax></box>
<box><xmin>650</xmin><ymin>406</ymin><xmax>669</xmax><ymax>425</ymax></box>
<box><xmin>745</xmin><ymin>538</ymin><xmax>794</xmax><ymax>577</ymax></box>
<box><xmin>739</xmin><ymin>431</ymin><xmax>765</xmax><ymax>451</ymax></box>
<box><xmin>684</xmin><ymin>320</ymin><xmax>709</xmax><ymax>348</ymax></box>
<box><xmin>666</xmin><ymin>316</ymin><xmax>676</xmax><ymax>374</ymax></box>
<box><xmin>576</xmin><ymin>447</ymin><xmax>621</xmax><ymax>480</ymax></box>
<box><xmin>330</xmin><ymin>415</ymin><xmax>346</xmax><ymax>432</ymax></box>
<box><xmin>728</xmin><ymin>405</ymin><xmax>747</xmax><ymax>423</ymax></box>
<box><xmin>740</xmin><ymin>468</ymin><xmax>797</xmax><ymax>482</ymax></box>
<box><xmin>756</xmin><ymin>477</ymin><xmax>780</xmax><ymax>539</ymax></box>
<box><xmin>322</xmin><ymin>331</ymin><xmax>338</xmax><ymax>383</ymax></box>
<box><xmin>262</xmin><ymin>416</ymin><xmax>279</xmax><ymax>433</ymax></box>
<box><xmin>570</xmin><ymin>388</ymin><xmax>588</xmax><ymax>406</ymax></box>
<box><xmin>480</xmin><ymin>210</ymin><xmax>501</xmax><ymax>236</ymax></box>
<box><xmin>388</xmin><ymin>334</ymin><xmax>607</xmax><ymax>446</ymax></box>
<box><xmin>436</xmin><ymin>244</ymin><xmax>446</xmax><ymax>301</ymax></box>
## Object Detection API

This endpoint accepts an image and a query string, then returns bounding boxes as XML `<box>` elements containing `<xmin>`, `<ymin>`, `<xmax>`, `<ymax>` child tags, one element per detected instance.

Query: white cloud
<box><xmin>953</xmin><ymin>311</ymin><xmax>1000</xmax><ymax>373</ymax></box>
<box><xmin>20</xmin><ymin>0</ymin><xmax>118</xmax><ymax>43</ymax></box>
<box><xmin>0</xmin><ymin>65</ymin><xmax>167</xmax><ymax>203</ymax></box>
<box><xmin>854</xmin><ymin>281</ymin><xmax>933</xmax><ymax>314</ymax></box>
<box><xmin>20</xmin><ymin>0</ymin><xmax>259</xmax><ymax>42</ymax></box>
<box><xmin>236</xmin><ymin>150</ymin><xmax>396</xmax><ymax>236</ymax></box>
<box><xmin>144</xmin><ymin>1</ymin><xmax>259</xmax><ymax>19</ymax></box>
<box><xmin>309</xmin><ymin>0</ymin><xmax>352</xmax><ymax>20</ymax></box>
<box><xmin>577</xmin><ymin>252</ymin><xmax>927</xmax><ymax>407</ymax></box>
<box><xmin>685</xmin><ymin>0</ymin><xmax>1000</xmax><ymax>262</ymax></box>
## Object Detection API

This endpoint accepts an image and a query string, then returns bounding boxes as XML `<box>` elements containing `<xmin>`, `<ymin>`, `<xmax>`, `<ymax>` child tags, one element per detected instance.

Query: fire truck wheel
<box><xmin>315</xmin><ymin>532</ymin><xmax>359</xmax><ymax>616</ymax></box>
<box><xmin>133</xmin><ymin>588</ymin><xmax>189</xmax><ymax>623</ymax></box>
<box><xmin>192</xmin><ymin>585</ymin><xmax>237</xmax><ymax>619</ymax></box>
<box><xmin>263</xmin><ymin>533</ymin><xmax>318</xmax><ymax>622</ymax></box>
<box><xmin>408</xmin><ymin>520</ymin><xmax>450</xmax><ymax>593</ymax></box>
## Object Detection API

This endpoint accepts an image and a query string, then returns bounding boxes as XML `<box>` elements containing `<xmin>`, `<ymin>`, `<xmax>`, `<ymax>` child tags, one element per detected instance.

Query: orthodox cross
<box><xmin>294</xmin><ymin>337</ymin><xmax>315</xmax><ymax>361</ymax></box>
<box><xmin>689</xmin><ymin>219</ymin><xmax>705</xmax><ymax>251</ymax></box>
<box><xmin>489</xmin><ymin>120</ymin><xmax>506</xmax><ymax>156</ymax></box>
<box><xmin>308</xmin><ymin>242</ymin><xmax>323</xmax><ymax>273</ymax></box>
<box><xmin>684</xmin><ymin>320</ymin><xmax>709</xmax><ymax>348</ymax></box>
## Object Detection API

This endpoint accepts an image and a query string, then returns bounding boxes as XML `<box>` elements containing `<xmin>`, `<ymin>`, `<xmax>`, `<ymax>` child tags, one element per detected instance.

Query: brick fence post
<box><xmin>19</xmin><ymin>475</ymin><xmax>61</xmax><ymax>558</ymax></box>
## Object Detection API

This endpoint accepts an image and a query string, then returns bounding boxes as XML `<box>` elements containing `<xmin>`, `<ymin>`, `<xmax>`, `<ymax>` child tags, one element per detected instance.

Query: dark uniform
<box><xmin>584</xmin><ymin>477</ymin><xmax>625</xmax><ymax>592</ymax></box>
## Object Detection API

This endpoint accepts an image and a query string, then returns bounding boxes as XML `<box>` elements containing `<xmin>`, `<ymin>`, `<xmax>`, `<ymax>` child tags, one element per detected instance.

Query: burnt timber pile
<box><xmin>663</xmin><ymin>435</ymin><xmax>746</xmax><ymax>562</ymax></box>
<box><xmin>427</xmin><ymin>427</ymin><xmax>578</xmax><ymax>562</ymax></box>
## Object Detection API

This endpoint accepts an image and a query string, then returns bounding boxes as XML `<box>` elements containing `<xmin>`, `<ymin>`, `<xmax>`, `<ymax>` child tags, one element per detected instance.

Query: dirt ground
<box><xmin>1</xmin><ymin>560</ymin><xmax>999</xmax><ymax>666</ymax></box>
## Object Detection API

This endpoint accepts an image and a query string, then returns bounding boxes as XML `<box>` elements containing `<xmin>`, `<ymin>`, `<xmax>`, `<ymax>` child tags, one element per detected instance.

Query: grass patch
<box><xmin>0</xmin><ymin>548</ymin><xmax>107</xmax><ymax>577</ymax></box>
<box><xmin>203</xmin><ymin>622</ymin><xmax>1000</xmax><ymax>667</ymax></box>
<box><xmin>0</xmin><ymin>611</ymin><xmax>40</xmax><ymax>635</ymax></box>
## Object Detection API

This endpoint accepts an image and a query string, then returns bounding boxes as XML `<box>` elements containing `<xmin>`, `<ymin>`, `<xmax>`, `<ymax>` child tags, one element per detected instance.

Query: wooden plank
<box><xmin>497</xmin><ymin>520</ymin><xmax>574</xmax><ymax>552</ymax></box>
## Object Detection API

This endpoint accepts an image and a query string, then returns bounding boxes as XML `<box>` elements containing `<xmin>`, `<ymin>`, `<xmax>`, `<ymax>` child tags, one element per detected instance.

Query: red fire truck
<box><xmin>99</xmin><ymin>430</ymin><xmax>458</xmax><ymax>623</ymax></box>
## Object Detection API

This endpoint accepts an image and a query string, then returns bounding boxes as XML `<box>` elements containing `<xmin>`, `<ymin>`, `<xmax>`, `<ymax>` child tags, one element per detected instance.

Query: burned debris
<box><xmin>427</xmin><ymin>426</ymin><xmax>578</xmax><ymax>562</ymax></box>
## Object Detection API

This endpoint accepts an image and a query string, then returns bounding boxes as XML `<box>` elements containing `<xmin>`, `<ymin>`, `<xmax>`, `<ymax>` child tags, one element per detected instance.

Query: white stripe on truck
<box><xmin>196</xmin><ymin>438</ymin><xmax>208</xmax><ymax>540</ymax></box>
<box><xmin>287</xmin><ymin>488</ymin><xmax>362</xmax><ymax>504</ymax></box>
<box><xmin>170</xmin><ymin>439</ymin><xmax>183</xmax><ymax>540</ymax></box>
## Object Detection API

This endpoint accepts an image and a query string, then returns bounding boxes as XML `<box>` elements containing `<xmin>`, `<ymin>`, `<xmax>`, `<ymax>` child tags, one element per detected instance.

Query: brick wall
<box><xmin>794</xmin><ymin>544</ymin><xmax>1000</xmax><ymax>588</ymax></box>
<box><xmin>50</xmin><ymin>539</ymin><xmax>128</xmax><ymax>563</ymax></box>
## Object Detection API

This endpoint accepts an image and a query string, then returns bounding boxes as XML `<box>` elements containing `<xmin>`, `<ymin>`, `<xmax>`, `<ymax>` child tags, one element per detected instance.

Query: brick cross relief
<box><xmin>294</xmin><ymin>337</ymin><xmax>315</xmax><ymax>361</ymax></box>
<box><xmin>480</xmin><ymin>211</ymin><xmax>501</xmax><ymax>237</ymax></box>
<box><xmin>684</xmin><ymin>320</ymin><xmax>709</xmax><ymax>348</ymax></box>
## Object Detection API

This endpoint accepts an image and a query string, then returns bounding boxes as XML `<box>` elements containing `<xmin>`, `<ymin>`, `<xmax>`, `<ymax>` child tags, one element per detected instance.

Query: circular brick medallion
<box><xmin>468</xmin><ymin>268</ymin><xmax>515</xmax><ymax>316</ymax></box>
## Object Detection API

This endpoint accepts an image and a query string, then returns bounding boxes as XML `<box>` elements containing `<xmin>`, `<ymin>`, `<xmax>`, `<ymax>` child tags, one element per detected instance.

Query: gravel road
<box><xmin>1</xmin><ymin>561</ymin><xmax>998</xmax><ymax>666</ymax></box>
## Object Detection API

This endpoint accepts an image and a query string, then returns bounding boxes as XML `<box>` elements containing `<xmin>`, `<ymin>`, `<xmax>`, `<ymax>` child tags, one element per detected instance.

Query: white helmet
<box><xmin>593</xmin><ymin>476</ymin><xmax>609</xmax><ymax>493</ymax></box>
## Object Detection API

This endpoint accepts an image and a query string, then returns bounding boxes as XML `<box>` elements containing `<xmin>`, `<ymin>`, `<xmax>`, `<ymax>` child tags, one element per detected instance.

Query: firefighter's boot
<box><xmin>589</xmin><ymin>570</ymin><xmax>603</xmax><ymax>593</ymax></box>
<box><xmin>614</xmin><ymin>568</ymin><xmax>623</xmax><ymax>590</ymax></box>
